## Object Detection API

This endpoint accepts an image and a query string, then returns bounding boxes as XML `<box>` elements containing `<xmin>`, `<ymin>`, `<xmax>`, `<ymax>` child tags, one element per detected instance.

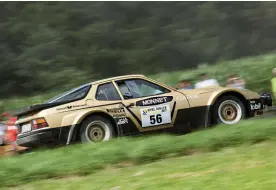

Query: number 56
<box><xmin>150</xmin><ymin>114</ymin><xmax>162</xmax><ymax>124</ymax></box>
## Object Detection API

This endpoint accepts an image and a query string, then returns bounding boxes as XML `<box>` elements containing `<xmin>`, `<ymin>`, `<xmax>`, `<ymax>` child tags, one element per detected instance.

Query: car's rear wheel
<box><xmin>79</xmin><ymin>116</ymin><xmax>115</xmax><ymax>143</ymax></box>
<box><xmin>212</xmin><ymin>96</ymin><xmax>246</xmax><ymax>125</ymax></box>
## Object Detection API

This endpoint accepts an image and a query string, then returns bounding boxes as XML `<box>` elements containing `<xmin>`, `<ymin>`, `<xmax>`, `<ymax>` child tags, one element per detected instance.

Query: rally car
<box><xmin>14</xmin><ymin>74</ymin><xmax>272</xmax><ymax>148</ymax></box>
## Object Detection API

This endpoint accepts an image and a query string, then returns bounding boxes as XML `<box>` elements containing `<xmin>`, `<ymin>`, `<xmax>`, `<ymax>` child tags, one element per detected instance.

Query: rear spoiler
<box><xmin>12</xmin><ymin>100</ymin><xmax>73</xmax><ymax>117</ymax></box>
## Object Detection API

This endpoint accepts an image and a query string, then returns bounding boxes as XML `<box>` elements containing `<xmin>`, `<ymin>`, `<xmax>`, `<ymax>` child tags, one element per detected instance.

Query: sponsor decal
<box><xmin>140</xmin><ymin>104</ymin><xmax>171</xmax><ymax>127</ymax></box>
<box><xmin>107</xmin><ymin>107</ymin><xmax>127</xmax><ymax>118</ymax></box>
<box><xmin>117</xmin><ymin>118</ymin><xmax>128</xmax><ymax>125</ymax></box>
<box><xmin>186</xmin><ymin>94</ymin><xmax>199</xmax><ymax>100</ymax></box>
<box><xmin>57</xmin><ymin>104</ymin><xmax>87</xmax><ymax>111</ymax></box>
<box><xmin>136</xmin><ymin>96</ymin><xmax>173</xmax><ymax>106</ymax></box>
<box><xmin>142</xmin><ymin>105</ymin><xmax>168</xmax><ymax>116</ymax></box>
<box><xmin>250</xmin><ymin>102</ymin><xmax>262</xmax><ymax>110</ymax></box>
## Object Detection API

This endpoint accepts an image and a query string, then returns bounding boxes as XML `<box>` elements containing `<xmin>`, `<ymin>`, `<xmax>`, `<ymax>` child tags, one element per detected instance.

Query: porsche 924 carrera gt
<box><xmin>14</xmin><ymin>74</ymin><xmax>272</xmax><ymax>147</ymax></box>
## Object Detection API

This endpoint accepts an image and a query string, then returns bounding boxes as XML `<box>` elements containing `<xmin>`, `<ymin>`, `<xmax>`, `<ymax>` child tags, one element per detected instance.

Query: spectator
<box><xmin>0</xmin><ymin>112</ymin><xmax>18</xmax><ymax>155</ymax></box>
<box><xmin>177</xmin><ymin>79</ymin><xmax>194</xmax><ymax>90</ymax></box>
<box><xmin>0</xmin><ymin>112</ymin><xmax>8</xmax><ymax>146</ymax></box>
<box><xmin>194</xmin><ymin>72</ymin><xmax>219</xmax><ymax>89</ymax></box>
<box><xmin>5</xmin><ymin>115</ymin><xmax>18</xmax><ymax>153</ymax></box>
<box><xmin>0</xmin><ymin>121</ymin><xmax>5</xmax><ymax>146</ymax></box>
<box><xmin>226</xmin><ymin>74</ymin><xmax>246</xmax><ymax>89</ymax></box>
<box><xmin>0</xmin><ymin>113</ymin><xmax>8</xmax><ymax>156</ymax></box>
<box><xmin>271</xmin><ymin>68</ymin><xmax>276</xmax><ymax>100</ymax></box>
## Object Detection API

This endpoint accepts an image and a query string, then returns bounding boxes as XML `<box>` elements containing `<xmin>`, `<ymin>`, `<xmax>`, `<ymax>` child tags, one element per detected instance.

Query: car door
<box><xmin>113</xmin><ymin>78</ymin><xmax>187</xmax><ymax>132</ymax></box>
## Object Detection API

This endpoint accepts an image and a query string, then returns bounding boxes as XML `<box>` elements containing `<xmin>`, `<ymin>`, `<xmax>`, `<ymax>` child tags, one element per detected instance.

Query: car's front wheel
<box><xmin>212</xmin><ymin>96</ymin><xmax>246</xmax><ymax>125</ymax></box>
<box><xmin>79</xmin><ymin>116</ymin><xmax>115</xmax><ymax>143</ymax></box>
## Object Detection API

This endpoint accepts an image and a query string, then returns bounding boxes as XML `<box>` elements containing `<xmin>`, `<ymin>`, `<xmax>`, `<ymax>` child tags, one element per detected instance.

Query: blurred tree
<box><xmin>1</xmin><ymin>2</ymin><xmax>276</xmax><ymax>98</ymax></box>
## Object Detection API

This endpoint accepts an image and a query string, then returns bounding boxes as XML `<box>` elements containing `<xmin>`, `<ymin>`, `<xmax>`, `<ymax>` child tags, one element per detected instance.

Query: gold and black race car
<box><xmin>14</xmin><ymin>74</ymin><xmax>272</xmax><ymax>147</ymax></box>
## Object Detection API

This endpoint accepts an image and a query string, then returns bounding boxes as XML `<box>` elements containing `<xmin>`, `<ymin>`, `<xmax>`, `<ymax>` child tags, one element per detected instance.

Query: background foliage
<box><xmin>1</xmin><ymin>2</ymin><xmax>276</xmax><ymax>101</ymax></box>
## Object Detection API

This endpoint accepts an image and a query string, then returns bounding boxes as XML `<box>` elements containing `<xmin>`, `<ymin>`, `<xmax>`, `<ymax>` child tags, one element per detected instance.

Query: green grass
<box><xmin>12</xmin><ymin>141</ymin><xmax>276</xmax><ymax>190</ymax></box>
<box><xmin>1</xmin><ymin>117</ymin><xmax>276</xmax><ymax>188</ymax></box>
<box><xmin>1</xmin><ymin>53</ymin><xmax>276</xmax><ymax>111</ymax></box>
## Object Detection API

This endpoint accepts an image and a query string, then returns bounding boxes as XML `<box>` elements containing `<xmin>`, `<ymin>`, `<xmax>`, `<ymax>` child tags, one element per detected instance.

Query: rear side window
<box><xmin>47</xmin><ymin>84</ymin><xmax>91</xmax><ymax>103</ymax></box>
<box><xmin>96</xmin><ymin>83</ymin><xmax>121</xmax><ymax>101</ymax></box>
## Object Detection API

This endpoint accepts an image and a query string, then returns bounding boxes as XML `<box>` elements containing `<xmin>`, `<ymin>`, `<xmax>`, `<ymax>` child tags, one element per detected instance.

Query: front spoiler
<box><xmin>245</xmin><ymin>92</ymin><xmax>272</xmax><ymax>118</ymax></box>
<box><xmin>260</xmin><ymin>92</ymin><xmax>273</xmax><ymax>107</ymax></box>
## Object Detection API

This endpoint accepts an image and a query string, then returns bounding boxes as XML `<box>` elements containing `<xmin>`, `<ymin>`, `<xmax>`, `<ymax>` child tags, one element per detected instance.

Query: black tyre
<box><xmin>79</xmin><ymin>116</ymin><xmax>115</xmax><ymax>143</ymax></box>
<box><xmin>212</xmin><ymin>95</ymin><xmax>246</xmax><ymax>125</ymax></box>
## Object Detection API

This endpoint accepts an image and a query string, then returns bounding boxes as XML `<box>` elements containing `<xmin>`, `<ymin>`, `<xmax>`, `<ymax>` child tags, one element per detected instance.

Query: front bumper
<box><xmin>247</xmin><ymin>92</ymin><xmax>272</xmax><ymax>117</ymax></box>
<box><xmin>260</xmin><ymin>92</ymin><xmax>273</xmax><ymax>107</ymax></box>
<box><xmin>16</xmin><ymin>126</ymin><xmax>70</xmax><ymax>148</ymax></box>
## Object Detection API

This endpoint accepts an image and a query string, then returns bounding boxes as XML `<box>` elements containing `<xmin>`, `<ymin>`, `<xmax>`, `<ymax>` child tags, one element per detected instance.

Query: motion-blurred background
<box><xmin>1</xmin><ymin>2</ymin><xmax>276</xmax><ymax>111</ymax></box>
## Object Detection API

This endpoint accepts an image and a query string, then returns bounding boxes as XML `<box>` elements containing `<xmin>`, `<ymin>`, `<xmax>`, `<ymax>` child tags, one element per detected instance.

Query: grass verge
<box><xmin>13</xmin><ymin>141</ymin><xmax>276</xmax><ymax>190</ymax></box>
<box><xmin>1</xmin><ymin>117</ymin><xmax>276</xmax><ymax>187</ymax></box>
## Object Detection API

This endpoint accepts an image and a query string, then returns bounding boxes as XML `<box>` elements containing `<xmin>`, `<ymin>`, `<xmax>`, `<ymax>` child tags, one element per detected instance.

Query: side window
<box><xmin>47</xmin><ymin>85</ymin><xmax>91</xmax><ymax>103</ymax></box>
<box><xmin>96</xmin><ymin>83</ymin><xmax>121</xmax><ymax>101</ymax></box>
<box><xmin>116</xmin><ymin>79</ymin><xmax>170</xmax><ymax>99</ymax></box>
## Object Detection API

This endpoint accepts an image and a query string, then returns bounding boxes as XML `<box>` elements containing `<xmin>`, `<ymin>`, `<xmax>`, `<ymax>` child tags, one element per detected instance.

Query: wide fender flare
<box><xmin>204</xmin><ymin>89</ymin><xmax>249</xmax><ymax>127</ymax></box>
<box><xmin>65</xmin><ymin>110</ymin><xmax>118</xmax><ymax>145</ymax></box>
<box><xmin>207</xmin><ymin>89</ymin><xmax>248</xmax><ymax>106</ymax></box>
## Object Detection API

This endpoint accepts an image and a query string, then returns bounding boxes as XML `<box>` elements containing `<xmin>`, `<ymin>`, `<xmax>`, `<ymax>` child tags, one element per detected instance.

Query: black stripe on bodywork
<box><xmin>124</xmin><ymin>106</ymin><xmax>142</xmax><ymax>126</ymax></box>
<box><xmin>60</xmin><ymin>102</ymin><xmax>122</xmax><ymax>113</ymax></box>
<box><xmin>171</xmin><ymin>101</ymin><xmax>176</xmax><ymax>118</ymax></box>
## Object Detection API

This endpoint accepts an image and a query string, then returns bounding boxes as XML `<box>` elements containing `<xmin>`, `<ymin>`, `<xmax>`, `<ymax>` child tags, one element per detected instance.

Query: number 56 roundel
<box><xmin>140</xmin><ymin>104</ymin><xmax>171</xmax><ymax>127</ymax></box>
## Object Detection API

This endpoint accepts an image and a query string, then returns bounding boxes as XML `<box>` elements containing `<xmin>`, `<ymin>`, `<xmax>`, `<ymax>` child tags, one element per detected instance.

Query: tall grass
<box><xmin>0</xmin><ymin>118</ymin><xmax>276</xmax><ymax>187</ymax></box>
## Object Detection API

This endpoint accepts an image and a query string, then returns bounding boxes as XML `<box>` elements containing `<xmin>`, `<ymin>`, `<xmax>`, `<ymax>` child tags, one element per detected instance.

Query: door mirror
<box><xmin>123</xmin><ymin>92</ymin><xmax>133</xmax><ymax>99</ymax></box>
<box><xmin>126</xmin><ymin>102</ymin><xmax>135</xmax><ymax>108</ymax></box>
